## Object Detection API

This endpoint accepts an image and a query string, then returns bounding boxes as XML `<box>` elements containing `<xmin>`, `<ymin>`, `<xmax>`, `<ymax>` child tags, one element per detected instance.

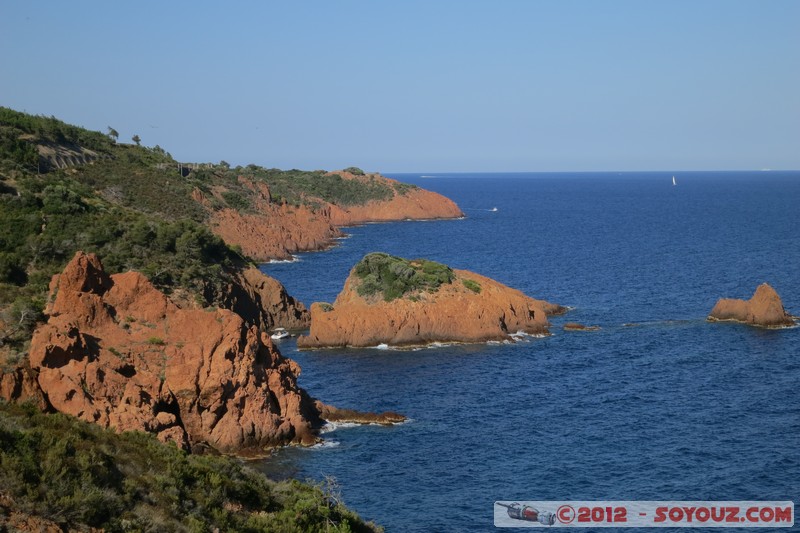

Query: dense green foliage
<box><xmin>353</xmin><ymin>253</ymin><xmax>455</xmax><ymax>301</ymax></box>
<box><xmin>0</xmin><ymin>402</ymin><xmax>380</xmax><ymax>532</ymax></box>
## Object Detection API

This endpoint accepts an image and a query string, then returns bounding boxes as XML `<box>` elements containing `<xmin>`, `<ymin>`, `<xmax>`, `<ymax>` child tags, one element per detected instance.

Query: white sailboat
<box><xmin>672</xmin><ymin>176</ymin><xmax>676</xmax><ymax>186</ymax></box>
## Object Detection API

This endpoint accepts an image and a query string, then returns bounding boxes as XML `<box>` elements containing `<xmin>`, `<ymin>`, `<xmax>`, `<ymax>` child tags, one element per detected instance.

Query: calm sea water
<box><xmin>259</xmin><ymin>172</ymin><xmax>800</xmax><ymax>532</ymax></box>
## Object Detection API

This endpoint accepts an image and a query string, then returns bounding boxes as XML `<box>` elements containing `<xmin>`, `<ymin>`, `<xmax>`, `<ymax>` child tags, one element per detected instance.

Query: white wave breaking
<box><xmin>308</xmin><ymin>439</ymin><xmax>340</xmax><ymax>450</ymax></box>
<box><xmin>266</xmin><ymin>255</ymin><xmax>301</xmax><ymax>264</ymax></box>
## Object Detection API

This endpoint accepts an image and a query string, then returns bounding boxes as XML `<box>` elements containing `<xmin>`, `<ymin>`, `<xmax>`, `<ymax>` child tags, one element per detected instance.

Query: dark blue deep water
<box><xmin>258</xmin><ymin>172</ymin><xmax>800</xmax><ymax>532</ymax></box>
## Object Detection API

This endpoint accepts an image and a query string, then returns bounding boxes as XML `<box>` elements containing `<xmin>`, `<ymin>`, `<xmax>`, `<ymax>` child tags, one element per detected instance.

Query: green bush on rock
<box><xmin>462</xmin><ymin>279</ymin><xmax>481</xmax><ymax>293</ymax></box>
<box><xmin>353</xmin><ymin>253</ymin><xmax>455</xmax><ymax>301</ymax></box>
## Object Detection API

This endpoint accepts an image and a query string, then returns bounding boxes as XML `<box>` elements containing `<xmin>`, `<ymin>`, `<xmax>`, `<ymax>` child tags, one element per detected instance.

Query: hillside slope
<box><xmin>0</xmin><ymin>402</ymin><xmax>381</xmax><ymax>532</ymax></box>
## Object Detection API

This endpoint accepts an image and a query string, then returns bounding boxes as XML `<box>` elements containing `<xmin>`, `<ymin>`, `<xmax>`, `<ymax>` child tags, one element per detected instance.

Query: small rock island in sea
<box><xmin>297</xmin><ymin>253</ymin><xmax>566</xmax><ymax>348</ymax></box>
<box><xmin>707</xmin><ymin>283</ymin><xmax>796</xmax><ymax>328</ymax></box>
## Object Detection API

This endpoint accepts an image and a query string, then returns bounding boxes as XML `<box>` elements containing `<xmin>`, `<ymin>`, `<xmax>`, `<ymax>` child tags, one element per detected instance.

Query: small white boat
<box><xmin>672</xmin><ymin>176</ymin><xmax>676</xmax><ymax>186</ymax></box>
<box><xmin>490</xmin><ymin>207</ymin><xmax>498</xmax><ymax>212</ymax></box>
<box><xmin>270</xmin><ymin>327</ymin><xmax>290</xmax><ymax>340</ymax></box>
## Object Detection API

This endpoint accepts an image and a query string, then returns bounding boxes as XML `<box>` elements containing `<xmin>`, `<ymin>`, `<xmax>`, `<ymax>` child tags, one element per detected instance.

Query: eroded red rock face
<box><xmin>708</xmin><ymin>283</ymin><xmax>795</xmax><ymax>328</ymax></box>
<box><xmin>23</xmin><ymin>252</ymin><xmax>322</xmax><ymax>453</ymax></box>
<box><xmin>219</xmin><ymin>266</ymin><xmax>309</xmax><ymax>332</ymax></box>
<box><xmin>208</xmin><ymin>174</ymin><xmax>463</xmax><ymax>262</ymax></box>
<box><xmin>297</xmin><ymin>269</ymin><xmax>565</xmax><ymax>349</ymax></box>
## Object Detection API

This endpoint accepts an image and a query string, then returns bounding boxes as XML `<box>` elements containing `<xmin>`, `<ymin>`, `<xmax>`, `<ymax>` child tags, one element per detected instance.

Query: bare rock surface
<box><xmin>708</xmin><ymin>283</ymin><xmax>795</xmax><ymax>328</ymax></box>
<box><xmin>0</xmin><ymin>252</ymin><xmax>332</xmax><ymax>453</ymax></box>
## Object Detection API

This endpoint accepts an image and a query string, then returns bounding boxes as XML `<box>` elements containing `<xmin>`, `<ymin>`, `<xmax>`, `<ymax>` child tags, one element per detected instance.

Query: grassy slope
<box><xmin>0</xmin><ymin>402</ymin><xmax>380</xmax><ymax>532</ymax></box>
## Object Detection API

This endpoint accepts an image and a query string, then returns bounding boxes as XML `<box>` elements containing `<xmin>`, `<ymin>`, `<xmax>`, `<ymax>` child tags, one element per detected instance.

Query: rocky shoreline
<box><xmin>207</xmin><ymin>172</ymin><xmax>464</xmax><ymax>262</ymax></box>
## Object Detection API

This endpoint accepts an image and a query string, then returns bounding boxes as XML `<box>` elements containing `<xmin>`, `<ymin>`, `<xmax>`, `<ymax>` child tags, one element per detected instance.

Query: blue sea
<box><xmin>258</xmin><ymin>172</ymin><xmax>800</xmax><ymax>532</ymax></box>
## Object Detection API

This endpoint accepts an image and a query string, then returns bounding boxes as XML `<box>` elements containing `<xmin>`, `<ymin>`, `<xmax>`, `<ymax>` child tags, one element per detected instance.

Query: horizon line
<box><xmin>381</xmin><ymin>168</ymin><xmax>800</xmax><ymax>175</ymax></box>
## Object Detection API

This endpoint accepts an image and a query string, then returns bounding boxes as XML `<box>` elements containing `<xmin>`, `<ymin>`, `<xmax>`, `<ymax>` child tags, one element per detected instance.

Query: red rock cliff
<box><xmin>219</xmin><ymin>266</ymin><xmax>309</xmax><ymax>332</ymax></box>
<box><xmin>708</xmin><ymin>283</ymin><xmax>795</xmax><ymax>328</ymax></box>
<box><xmin>4</xmin><ymin>252</ymin><xmax>324</xmax><ymax>453</ymax></box>
<box><xmin>297</xmin><ymin>266</ymin><xmax>565</xmax><ymax>349</ymax></box>
<box><xmin>207</xmin><ymin>173</ymin><xmax>463</xmax><ymax>262</ymax></box>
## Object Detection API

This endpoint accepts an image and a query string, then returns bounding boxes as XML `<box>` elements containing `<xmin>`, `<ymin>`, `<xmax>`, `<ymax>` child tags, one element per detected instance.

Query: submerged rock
<box><xmin>297</xmin><ymin>253</ymin><xmax>565</xmax><ymax>348</ymax></box>
<box><xmin>708</xmin><ymin>283</ymin><xmax>795</xmax><ymax>328</ymax></box>
<box><xmin>563</xmin><ymin>322</ymin><xmax>601</xmax><ymax>331</ymax></box>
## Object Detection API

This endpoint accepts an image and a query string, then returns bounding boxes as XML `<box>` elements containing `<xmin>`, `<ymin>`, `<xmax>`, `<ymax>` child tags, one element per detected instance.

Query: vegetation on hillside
<box><xmin>0</xmin><ymin>171</ymin><xmax>242</xmax><ymax>358</ymax></box>
<box><xmin>0</xmin><ymin>401</ymin><xmax>381</xmax><ymax>532</ymax></box>
<box><xmin>0</xmin><ymin>107</ymin><xmax>114</xmax><ymax>170</ymax></box>
<box><xmin>0</xmin><ymin>109</ymin><xmax>248</xmax><ymax>359</ymax></box>
<box><xmin>353</xmin><ymin>253</ymin><xmax>455</xmax><ymax>301</ymax></box>
<box><xmin>0</xmin><ymin>107</ymin><xmax>422</xmax><ymax>355</ymax></box>
<box><xmin>0</xmin><ymin>104</ymin><xmax>410</xmax><ymax>533</ymax></box>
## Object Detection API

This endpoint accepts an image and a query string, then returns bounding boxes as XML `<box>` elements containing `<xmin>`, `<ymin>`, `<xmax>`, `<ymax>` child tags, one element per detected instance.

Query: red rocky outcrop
<box><xmin>708</xmin><ymin>283</ymin><xmax>795</xmax><ymax>328</ymax></box>
<box><xmin>207</xmin><ymin>173</ymin><xmax>463</xmax><ymax>262</ymax></box>
<box><xmin>0</xmin><ymin>252</ymin><xmax>400</xmax><ymax>454</ymax></box>
<box><xmin>298</xmin><ymin>265</ymin><xmax>565</xmax><ymax>349</ymax></box>
<box><xmin>219</xmin><ymin>266</ymin><xmax>309</xmax><ymax>332</ymax></box>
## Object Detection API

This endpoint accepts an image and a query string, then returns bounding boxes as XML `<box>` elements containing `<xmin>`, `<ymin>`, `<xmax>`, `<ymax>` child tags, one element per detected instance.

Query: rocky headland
<box><xmin>0</xmin><ymin>252</ymin><xmax>402</xmax><ymax>454</ymax></box>
<box><xmin>297</xmin><ymin>253</ymin><xmax>566</xmax><ymax>348</ymax></box>
<box><xmin>707</xmin><ymin>283</ymin><xmax>795</xmax><ymax>328</ymax></box>
<box><xmin>206</xmin><ymin>172</ymin><xmax>463</xmax><ymax>261</ymax></box>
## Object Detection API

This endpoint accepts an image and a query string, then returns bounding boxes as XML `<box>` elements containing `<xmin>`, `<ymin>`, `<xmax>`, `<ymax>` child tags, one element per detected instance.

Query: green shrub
<box><xmin>462</xmin><ymin>279</ymin><xmax>482</xmax><ymax>293</ymax></box>
<box><xmin>393</xmin><ymin>182</ymin><xmax>418</xmax><ymax>195</ymax></box>
<box><xmin>220</xmin><ymin>191</ymin><xmax>251</xmax><ymax>211</ymax></box>
<box><xmin>147</xmin><ymin>337</ymin><xmax>165</xmax><ymax>346</ymax></box>
<box><xmin>353</xmin><ymin>253</ymin><xmax>455</xmax><ymax>301</ymax></box>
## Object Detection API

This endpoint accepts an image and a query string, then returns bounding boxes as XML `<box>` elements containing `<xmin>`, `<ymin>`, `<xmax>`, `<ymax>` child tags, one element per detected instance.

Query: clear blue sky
<box><xmin>2</xmin><ymin>1</ymin><xmax>798</xmax><ymax>172</ymax></box>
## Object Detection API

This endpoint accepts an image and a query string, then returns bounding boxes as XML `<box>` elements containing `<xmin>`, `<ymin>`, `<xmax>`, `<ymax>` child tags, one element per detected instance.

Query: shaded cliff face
<box><xmin>708</xmin><ymin>283</ymin><xmax>795</xmax><ymax>328</ymax></box>
<box><xmin>297</xmin><ymin>261</ymin><xmax>565</xmax><ymax>348</ymax></box>
<box><xmin>218</xmin><ymin>266</ymin><xmax>309</xmax><ymax>332</ymax></box>
<box><xmin>210</xmin><ymin>203</ymin><xmax>344</xmax><ymax>262</ymax></box>
<box><xmin>9</xmin><ymin>252</ymin><xmax>322</xmax><ymax>453</ymax></box>
<box><xmin>207</xmin><ymin>173</ymin><xmax>463</xmax><ymax>262</ymax></box>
